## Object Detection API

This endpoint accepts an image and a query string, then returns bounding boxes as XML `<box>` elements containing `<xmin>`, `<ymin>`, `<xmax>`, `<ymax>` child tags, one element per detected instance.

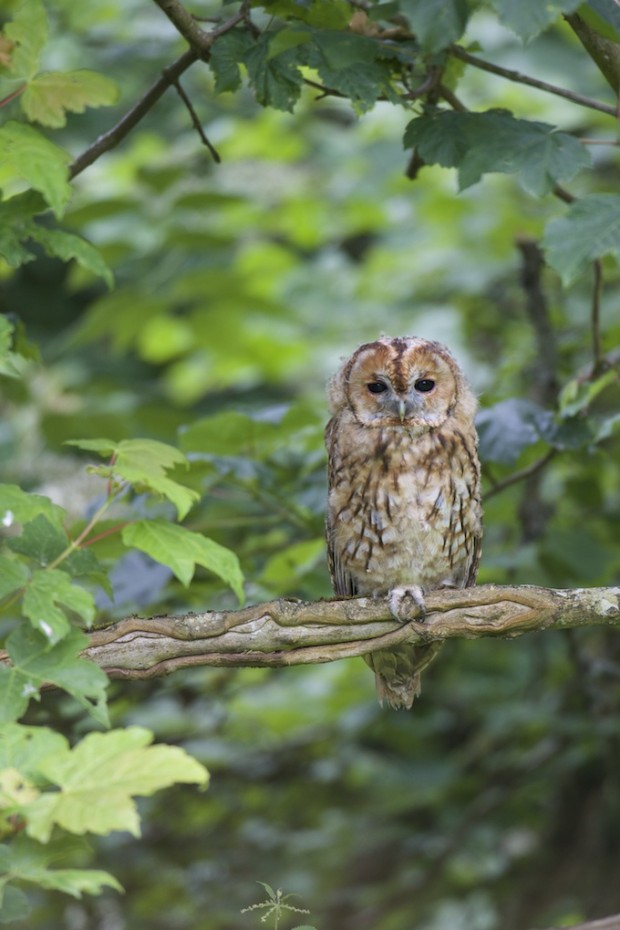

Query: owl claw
<box><xmin>388</xmin><ymin>585</ymin><xmax>426</xmax><ymax>623</ymax></box>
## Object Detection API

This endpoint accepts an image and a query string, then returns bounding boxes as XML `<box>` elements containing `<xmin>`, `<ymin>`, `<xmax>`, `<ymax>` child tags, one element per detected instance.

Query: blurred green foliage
<box><xmin>1</xmin><ymin>1</ymin><xmax>620</xmax><ymax>928</ymax></box>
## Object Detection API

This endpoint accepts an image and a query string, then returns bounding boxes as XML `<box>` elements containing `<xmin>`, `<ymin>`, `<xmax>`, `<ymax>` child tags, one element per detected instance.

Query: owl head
<box><xmin>327</xmin><ymin>336</ymin><xmax>477</xmax><ymax>431</ymax></box>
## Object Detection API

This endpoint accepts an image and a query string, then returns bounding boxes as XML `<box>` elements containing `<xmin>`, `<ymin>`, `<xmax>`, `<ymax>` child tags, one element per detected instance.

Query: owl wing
<box><xmin>464</xmin><ymin>528</ymin><xmax>482</xmax><ymax>588</ymax></box>
<box><xmin>327</xmin><ymin>529</ymin><xmax>359</xmax><ymax>596</ymax></box>
<box><xmin>325</xmin><ymin>416</ymin><xmax>359</xmax><ymax>598</ymax></box>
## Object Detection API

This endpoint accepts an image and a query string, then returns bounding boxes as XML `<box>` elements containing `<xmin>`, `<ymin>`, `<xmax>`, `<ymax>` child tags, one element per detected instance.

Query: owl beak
<box><xmin>398</xmin><ymin>399</ymin><xmax>407</xmax><ymax>422</ymax></box>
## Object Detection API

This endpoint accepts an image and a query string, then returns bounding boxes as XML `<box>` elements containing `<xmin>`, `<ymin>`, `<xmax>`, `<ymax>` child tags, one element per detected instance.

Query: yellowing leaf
<box><xmin>122</xmin><ymin>519</ymin><xmax>245</xmax><ymax>602</ymax></box>
<box><xmin>25</xmin><ymin>727</ymin><xmax>209</xmax><ymax>842</ymax></box>
<box><xmin>2</xmin><ymin>0</ymin><xmax>47</xmax><ymax>80</ymax></box>
<box><xmin>0</xmin><ymin>121</ymin><xmax>71</xmax><ymax>218</ymax></box>
<box><xmin>22</xmin><ymin>70</ymin><xmax>119</xmax><ymax>128</ymax></box>
<box><xmin>0</xmin><ymin>35</ymin><xmax>14</xmax><ymax>69</ymax></box>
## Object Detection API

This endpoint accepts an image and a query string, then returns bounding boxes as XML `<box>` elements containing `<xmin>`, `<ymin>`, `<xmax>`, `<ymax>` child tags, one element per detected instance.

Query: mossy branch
<box><xmin>80</xmin><ymin>584</ymin><xmax>620</xmax><ymax>680</ymax></box>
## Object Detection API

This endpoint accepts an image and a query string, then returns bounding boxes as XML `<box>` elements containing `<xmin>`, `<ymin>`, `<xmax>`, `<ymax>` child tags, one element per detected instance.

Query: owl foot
<box><xmin>388</xmin><ymin>585</ymin><xmax>426</xmax><ymax>623</ymax></box>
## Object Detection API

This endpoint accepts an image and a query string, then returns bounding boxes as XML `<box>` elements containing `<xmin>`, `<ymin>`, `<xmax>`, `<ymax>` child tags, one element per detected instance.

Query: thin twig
<box><xmin>450</xmin><ymin>46</ymin><xmax>617</xmax><ymax>118</ymax></box>
<box><xmin>552</xmin><ymin>183</ymin><xmax>576</xmax><ymax>204</ymax></box>
<box><xmin>438</xmin><ymin>83</ymin><xmax>467</xmax><ymax>111</ymax></box>
<box><xmin>534</xmin><ymin>913</ymin><xmax>620</xmax><ymax>930</ymax></box>
<box><xmin>591</xmin><ymin>259</ymin><xmax>604</xmax><ymax>375</ymax></box>
<box><xmin>70</xmin><ymin>3</ymin><xmax>248</xmax><ymax>179</ymax></box>
<box><xmin>516</xmin><ymin>237</ymin><xmax>559</xmax><ymax>406</ymax></box>
<box><xmin>69</xmin><ymin>49</ymin><xmax>198</xmax><ymax>179</ymax></box>
<box><xmin>485</xmin><ymin>449</ymin><xmax>557</xmax><ymax>500</ymax></box>
<box><xmin>152</xmin><ymin>0</ymin><xmax>249</xmax><ymax>53</ymax></box>
<box><xmin>0</xmin><ymin>84</ymin><xmax>26</xmax><ymax>108</ymax></box>
<box><xmin>173</xmin><ymin>77</ymin><xmax>221</xmax><ymax>162</ymax></box>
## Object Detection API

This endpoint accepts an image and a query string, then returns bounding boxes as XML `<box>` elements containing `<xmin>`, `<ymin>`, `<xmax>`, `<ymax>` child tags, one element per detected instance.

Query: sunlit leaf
<box><xmin>0</xmin><ymin>485</ymin><xmax>65</xmax><ymax>530</ymax></box>
<box><xmin>66</xmin><ymin>438</ymin><xmax>199</xmax><ymax>519</ymax></box>
<box><xmin>122</xmin><ymin>519</ymin><xmax>244</xmax><ymax>602</ymax></box>
<box><xmin>2</xmin><ymin>0</ymin><xmax>47</xmax><ymax>80</ymax></box>
<box><xmin>0</xmin><ymin>122</ymin><xmax>71</xmax><ymax>217</ymax></box>
<box><xmin>21</xmin><ymin>70</ymin><xmax>118</xmax><ymax>128</ymax></box>
<box><xmin>25</xmin><ymin>727</ymin><xmax>208</xmax><ymax>842</ymax></box>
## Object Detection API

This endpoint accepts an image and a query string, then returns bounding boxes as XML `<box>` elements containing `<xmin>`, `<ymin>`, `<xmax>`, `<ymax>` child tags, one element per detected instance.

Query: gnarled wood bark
<box><xmin>81</xmin><ymin>584</ymin><xmax>620</xmax><ymax>679</ymax></box>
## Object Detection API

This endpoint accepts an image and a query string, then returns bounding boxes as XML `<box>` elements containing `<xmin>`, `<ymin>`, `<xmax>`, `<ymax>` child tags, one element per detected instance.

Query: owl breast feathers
<box><xmin>325</xmin><ymin>336</ymin><xmax>482</xmax><ymax>710</ymax></box>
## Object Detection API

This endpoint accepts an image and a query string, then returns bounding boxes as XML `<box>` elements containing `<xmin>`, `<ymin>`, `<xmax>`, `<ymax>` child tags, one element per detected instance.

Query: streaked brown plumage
<box><xmin>325</xmin><ymin>336</ymin><xmax>482</xmax><ymax>709</ymax></box>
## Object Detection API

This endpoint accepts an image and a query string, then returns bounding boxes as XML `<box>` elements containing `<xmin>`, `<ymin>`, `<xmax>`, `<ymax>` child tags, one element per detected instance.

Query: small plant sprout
<box><xmin>241</xmin><ymin>882</ymin><xmax>317</xmax><ymax>930</ymax></box>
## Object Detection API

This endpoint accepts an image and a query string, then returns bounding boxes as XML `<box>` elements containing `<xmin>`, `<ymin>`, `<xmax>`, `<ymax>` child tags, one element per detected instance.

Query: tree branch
<box><xmin>484</xmin><ymin>450</ymin><xmax>557</xmax><ymax>500</ymax></box>
<box><xmin>71</xmin><ymin>584</ymin><xmax>620</xmax><ymax>680</ymax></box>
<box><xmin>449</xmin><ymin>46</ymin><xmax>617</xmax><ymax>118</ymax></box>
<box><xmin>591</xmin><ymin>258</ymin><xmax>604</xmax><ymax>376</ymax></box>
<box><xmin>70</xmin><ymin>3</ymin><xmax>248</xmax><ymax>179</ymax></box>
<box><xmin>535</xmin><ymin>913</ymin><xmax>620</xmax><ymax>930</ymax></box>
<box><xmin>69</xmin><ymin>49</ymin><xmax>198</xmax><ymax>179</ymax></box>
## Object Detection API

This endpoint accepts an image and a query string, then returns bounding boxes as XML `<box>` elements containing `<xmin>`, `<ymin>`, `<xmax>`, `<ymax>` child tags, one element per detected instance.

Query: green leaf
<box><xmin>29</xmin><ymin>226</ymin><xmax>113</xmax><ymax>288</ymax></box>
<box><xmin>477</xmin><ymin>400</ymin><xmax>553</xmax><ymax>464</ymax></box>
<box><xmin>0</xmin><ymin>122</ymin><xmax>71</xmax><ymax>217</ymax></box>
<box><xmin>0</xmin><ymin>836</ymin><xmax>122</xmax><ymax>899</ymax></box>
<box><xmin>2</xmin><ymin>0</ymin><xmax>47</xmax><ymax>80</ymax></box>
<box><xmin>0</xmin><ymin>315</ymin><xmax>28</xmax><ymax>379</ymax></box>
<box><xmin>180</xmin><ymin>410</ymin><xmax>280</xmax><ymax>455</ymax></box>
<box><xmin>8</xmin><ymin>514</ymin><xmax>69</xmax><ymax>566</ymax></box>
<box><xmin>122</xmin><ymin>519</ymin><xmax>244</xmax><ymax>602</ymax></box>
<box><xmin>0</xmin><ymin>558</ymin><xmax>29</xmax><ymax>600</ymax></box>
<box><xmin>67</xmin><ymin>437</ymin><xmax>199</xmax><ymax>519</ymax></box>
<box><xmin>0</xmin><ymin>627</ymin><xmax>108</xmax><ymax>725</ymax></box>
<box><xmin>581</xmin><ymin>0</ymin><xmax>620</xmax><ymax>42</ymax></box>
<box><xmin>0</xmin><ymin>723</ymin><xmax>66</xmax><ymax>773</ymax></box>
<box><xmin>267</xmin><ymin>28</ymin><xmax>312</xmax><ymax>60</ymax></box>
<box><xmin>489</xmin><ymin>0</ymin><xmax>582</xmax><ymax>42</ymax></box>
<box><xmin>210</xmin><ymin>30</ymin><xmax>255</xmax><ymax>93</ymax></box>
<box><xmin>25</xmin><ymin>727</ymin><xmax>208</xmax><ymax>842</ymax></box>
<box><xmin>21</xmin><ymin>70</ymin><xmax>119</xmax><ymax>128</ymax></box>
<box><xmin>22</xmin><ymin>569</ymin><xmax>95</xmax><ymax>642</ymax></box>
<box><xmin>261</xmin><ymin>538</ymin><xmax>325</xmax><ymax>591</ymax></box>
<box><xmin>262</xmin><ymin>0</ymin><xmax>351</xmax><ymax>27</ymax></box>
<box><xmin>558</xmin><ymin>369</ymin><xmax>617</xmax><ymax>417</ymax></box>
<box><xmin>543</xmin><ymin>194</ymin><xmax>620</xmax><ymax>283</ymax></box>
<box><xmin>308</xmin><ymin>30</ymin><xmax>397</xmax><ymax>111</ymax></box>
<box><xmin>0</xmin><ymin>883</ymin><xmax>31</xmax><ymax>924</ymax></box>
<box><xmin>404</xmin><ymin>110</ymin><xmax>590</xmax><ymax>195</ymax></box>
<box><xmin>399</xmin><ymin>0</ymin><xmax>469</xmax><ymax>51</ymax></box>
<box><xmin>0</xmin><ymin>484</ymin><xmax>65</xmax><ymax>529</ymax></box>
<box><xmin>244</xmin><ymin>34</ymin><xmax>304</xmax><ymax>112</ymax></box>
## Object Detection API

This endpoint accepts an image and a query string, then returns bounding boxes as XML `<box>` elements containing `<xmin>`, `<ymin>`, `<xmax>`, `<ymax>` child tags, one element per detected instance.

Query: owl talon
<box><xmin>388</xmin><ymin>585</ymin><xmax>426</xmax><ymax>623</ymax></box>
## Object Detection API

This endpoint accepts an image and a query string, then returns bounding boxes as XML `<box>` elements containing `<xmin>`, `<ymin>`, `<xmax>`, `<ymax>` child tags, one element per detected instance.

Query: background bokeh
<box><xmin>2</xmin><ymin>2</ymin><xmax>620</xmax><ymax>928</ymax></box>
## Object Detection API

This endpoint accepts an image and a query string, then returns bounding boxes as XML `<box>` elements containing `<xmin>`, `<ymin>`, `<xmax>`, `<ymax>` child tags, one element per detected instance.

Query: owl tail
<box><xmin>365</xmin><ymin>643</ymin><xmax>443</xmax><ymax>710</ymax></box>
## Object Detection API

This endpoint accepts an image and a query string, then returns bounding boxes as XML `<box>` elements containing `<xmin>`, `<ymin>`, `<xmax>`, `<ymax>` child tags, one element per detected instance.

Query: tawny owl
<box><xmin>325</xmin><ymin>336</ymin><xmax>482</xmax><ymax>709</ymax></box>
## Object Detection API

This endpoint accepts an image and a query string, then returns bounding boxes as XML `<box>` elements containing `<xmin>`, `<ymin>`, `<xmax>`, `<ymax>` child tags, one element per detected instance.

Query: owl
<box><xmin>325</xmin><ymin>336</ymin><xmax>482</xmax><ymax>709</ymax></box>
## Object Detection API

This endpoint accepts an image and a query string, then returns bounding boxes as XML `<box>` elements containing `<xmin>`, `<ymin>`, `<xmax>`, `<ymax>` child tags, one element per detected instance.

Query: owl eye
<box><xmin>414</xmin><ymin>379</ymin><xmax>435</xmax><ymax>393</ymax></box>
<box><xmin>367</xmin><ymin>381</ymin><xmax>388</xmax><ymax>394</ymax></box>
